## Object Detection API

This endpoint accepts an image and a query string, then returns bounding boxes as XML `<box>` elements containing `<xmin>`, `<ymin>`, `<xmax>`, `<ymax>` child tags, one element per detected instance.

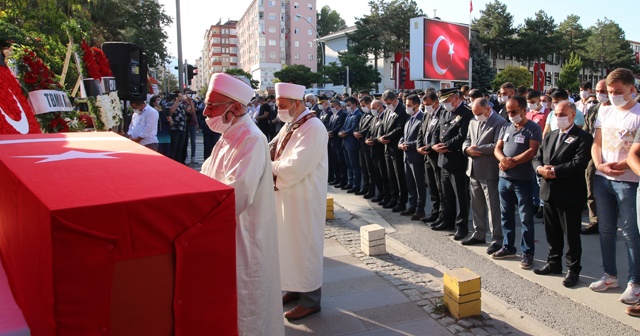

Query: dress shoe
<box><xmin>282</xmin><ymin>292</ymin><xmax>300</xmax><ymax>304</ymax></box>
<box><xmin>371</xmin><ymin>196</ymin><xmax>383</xmax><ymax>203</ymax></box>
<box><xmin>329</xmin><ymin>180</ymin><xmax>341</xmax><ymax>186</ymax></box>
<box><xmin>626</xmin><ymin>303</ymin><xmax>640</xmax><ymax>317</ymax></box>
<box><xmin>284</xmin><ymin>305</ymin><xmax>321</xmax><ymax>321</ymax></box>
<box><xmin>486</xmin><ymin>242</ymin><xmax>502</xmax><ymax>255</ymax></box>
<box><xmin>533</xmin><ymin>264</ymin><xmax>563</xmax><ymax>275</ymax></box>
<box><xmin>422</xmin><ymin>212</ymin><xmax>440</xmax><ymax>223</ymax></box>
<box><xmin>383</xmin><ymin>201</ymin><xmax>397</xmax><ymax>209</ymax></box>
<box><xmin>347</xmin><ymin>187</ymin><xmax>359</xmax><ymax>193</ymax></box>
<box><xmin>427</xmin><ymin>217</ymin><xmax>443</xmax><ymax>228</ymax></box>
<box><xmin>364</xmin><ymin>192</ymin><xmax>376</xmax><ymax>199</ymax></box>
<box><xmin>431</xmin><ymin>222</ymin><xmax>454</xmax><ymax>231</ymax></box>
<box><xmin>563</xmin><ymin>271</ymin><xmax>580</xmax><ymax>287</ymax></box>
<box><xmin>340</xmin><ymin>184</ymin><xmax>352</xmax><ymax>190</ymax></box>
<box><xmin>355</xmin><ymin>188</ymin><xmax>368</xmax><ymax>195</ymax></box>
<box><xmin>462</xmin><ymin>237</ymin><xmax>486</xmax><ymax>246</ymax></box>
<box><xmin>535</xmin><ymin>206</ymin><xmax>544</xmax><ymax>219</ymax></box>
<box><xmin>400</xmin><ymin>207</ymin><xmax>415</xmax><ymax>216</ymax></box>
<box><xmin>378</xmin><ymin>199</ymin><xmax>389</xmax><ymax>206</ymax></box>
<box><xmin>392</xmin><ymin>204</ymin><xmax>406</xmax><ymax>213</ymax></box>
<box><xmin>411</xmin><ymin>211</ymin><xmax>426</xmax><ymax>221</ymax></box>
<box><xmin>453</xmin><ymin>230</ymin><xmax>468</xmax><ymax>241</ymax></box>
<box><xmin>581</xmin><ymin>222</ymin><xmax>599</xmax><ymax>235</ymax></box>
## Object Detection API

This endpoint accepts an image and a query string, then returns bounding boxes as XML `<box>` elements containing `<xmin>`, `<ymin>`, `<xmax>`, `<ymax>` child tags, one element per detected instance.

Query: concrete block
<box><xmin>443</xmin><ymin>294</ymin><xmax>481</xmax><ymax>319</ymax></box>
<box><xmin>443</xmin><ymin>286</ymin><xmax>481</xmax><ymax>304</ymax></box>
<box><xmin>326</xmin><ymin>197</ymin><xmax>334</xmax><ymax>206</ymax></box>
<box><xmin>360</xmin><ymin>224</ymin><xmax>385</xmax><ymax>241</ymax></box>
<box><xmin>326</xmin><ymin>210</ymin><xmax>334</xmax><ymax>220</ymax></box>
<box><xmin>361</xmin><ymin>243</ymin><xmax>386</xmax><ymax>256</ymax></box>
<box><xmin>362</xmin><ymin>238</ymin><xmax>385</xmax><ymax>247</ymax></box>
<box><xmin>443</xmin><ymin>268</ymin><xmax>481</xmax><ymax>296</ymax></box>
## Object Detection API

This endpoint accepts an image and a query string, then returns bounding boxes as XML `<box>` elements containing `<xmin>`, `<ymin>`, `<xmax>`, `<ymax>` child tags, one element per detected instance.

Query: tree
<box><xmin>158</xmin><ymin>71</ymin><xmax>178</xmax><ymax>93</ymax></box>
<box><xmin>556</xmin><ymin>52</ymin><xmax>583</xmax><ymax>93</ymax></box>
<box><xmin>322</xmin><ymin>50</ymin><xmax>381</xmax><ymax>92</ymax></box>
<box><xmin>225</xmin><ymin>68</ymin><xmax>259</xmax><ymax>89</ymax></box>
<box><xmin>513</xmin><ymin>10</ymin><xmax>558</xmax><ymax>68</ymax></box>
<box><xmin>557</xmin><ymin>15</ymin><xmax>590</xmax><ymax>63</ymax></box>
<box><xmin>472</xmin><ymin>0</ymin><xmax>516</xmax><ymax>68</ymax></box>
<box><xmin>273</xmin><ymin>64</ymin><xmax>324</xmax><ymax>88</ymax></box>
<box><xmin>586</xmin><ymin>18</ymin><xmax>637</xmax><ymax>74</ymax></box>
<box><xmin>316</xmin><ymin>5</ymin><xmax>347</xmax><ymax>68</ymax></box>
<box><xmin>470</xmin><ymin>38</ymin><xmax>495</xmax><ymax>90</ymax></box>
<box><xmin>492</xmin><ymin>65</ymin><xmax>532</xmax><ymax>91</ymax></box>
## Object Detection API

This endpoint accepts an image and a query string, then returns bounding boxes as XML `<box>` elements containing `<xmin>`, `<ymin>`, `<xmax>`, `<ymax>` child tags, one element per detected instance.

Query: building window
<box><xmin>294</xmin><ymin>15</ymin><xmax>299</xmax><ymax>21</ymax></box>
<box><xmin>308</xmin><ymin>54</ymin><xmax>313</xmax><ymax>60</ymax></box>
<box><xmin>268</xmin><ymin>0</ymin><xmax>275</xmax><ymax>6</ymax></box>
<box><xmin>259</xmin><ymin>12</ymin><xmax>263</xmax><ymax>19</ymax></box>
<box><xmin>230</xmin><ymin>29</ymin><xmax>236</xmax><ymax>35</ymax></box>
<box><xmin>390</xmin><ymin>61</ymin><xmax>395</xmax><ymax>79</ymax></box>
<box><xmin>230</xmin><ymin>57</ymin><xmax>238</xmax><ymax>63</ymax></box>
<box><xmin>308</xmin><ymin>41</ymin><xmax>313</xmax><ymax>48</ymax></box>
<box><xmin>308</xmin><ymin>3</ymin><xmax>313</xmax><ymax>10</ymax></box>
<box><xmin>269</xmin><ymin>39</ymin><xmax>276</xmax><ymax>46</ymax></box>
<box><xmin>268</xmin><ymin>13</ymin><xmax>276</xmax><ymax>20</ymax></box>
<box><xmin>308</xmin><ymin>17</ymin><xmax>313</xmax><ymax>23</ymax></box>
<box><xmin>269</xmin><ymin>51</ymin><xmax>276</xmax><ymax>59</ymax></box>
<box><xmin>259</xmin><ymin>38</ymin><xmax>265</xmax><ymax>46</ymax></box>
<box><xmin>212</xmin><ymin>37</ymin><xmax>220</xmax><ymax>44</ymax></box>
<box><xmin>294</xmin><ymin>41</ymin><xmax>300</xmax><ymax>47</ymax></box>
<box><xmin>308</xmin><ymin>29</ymin><xmax>313</xmax><ymax>36</ymax></box>
<box><xmin>212</xmin><ymin>47</ymin><xmax>221</xmax><ymax>53</ymax></box>
<box><xmin>294</xmin><ymin>28</ymin><xmax>299</xmax><ymax>34</ymax></box>
<box><xmin>269</xmin><ymin>26</ymin><xmax>276</xmax><ymax>33</ymax></box>
<box><xmin>294</xmin><ymin>2</ymin><xmax>299</xmax><ymax>8</ymax></box>
<box><xmin>295</xmin><ymin>53</ymin><xmax>300</xmax><ymax>60</ymax></box>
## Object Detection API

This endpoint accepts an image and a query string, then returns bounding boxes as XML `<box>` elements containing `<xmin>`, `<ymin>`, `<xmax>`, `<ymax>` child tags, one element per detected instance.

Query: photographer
<box><xmin>165</xmin><ymin>90</ymin><xmax>194</xmax><ymax>164</ymax></box>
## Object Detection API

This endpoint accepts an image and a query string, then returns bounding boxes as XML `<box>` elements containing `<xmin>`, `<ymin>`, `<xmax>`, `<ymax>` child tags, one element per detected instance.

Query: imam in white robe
<box><xmin>271</xmin><ymin>109</ymin><xmax>329</xmax><ymax>292</ymax></box>
<box><xmin>201</xmin><ymin>114</ymin><xmax>283</xmax><ymax>336</ymax></box>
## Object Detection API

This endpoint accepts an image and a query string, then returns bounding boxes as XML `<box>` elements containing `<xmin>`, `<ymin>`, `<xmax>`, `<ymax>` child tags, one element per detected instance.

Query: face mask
<box><xmin>133</xmin><ymin>108</ymin><xmax>142</xmax><ymax>114</ymax></box>
<box><xmin>278</xmin><ymin>109</ymin><xmax>293</xmax><ymax>123</ymax></box>
<box><xmin>305</xmin><ymin>102</ymin><xmax>312</xmax><ymax>108</ymax></box>
<box><xmin>385</xmin><ymin>103</ymin><xmax>393</xmax><ymax>110</ymax></box>
<box><xmin>443</xmin><ymin>102</ymin><xmax>454</xmax><ymax>112</ymax></box>
<box><xmin>498</xmin><ymin>96</ymin><xmax>507</xmax><ymax>104</ymax></box>
<box><xmin>609</xmin><ymin>90</ymin><xmax>629</xmax><ymax>108</ymax></box>
<box><xmin>597</xmin><ymin>93</ymin><xmax>608</xmax><ymax>104</ymax></box>
<box><xmin>586</xmin><ymin>102</ymin><xmax>596</xmax><ymax>110</ymax></box>
<box><xmin>474</xmin><ymin>114</ymin><xmax>487</xmax><ymax>122</ymax></box>
<box><xmin>527</xmin><ymin>102</ymin><xmax>539</xmax><ymax>111</ymax></box>
<box><xmin>331</xmin><ymin>107</ymin><xmax>338</xmax><ymax>114</ymax></box>
<box><xmin>206</xmin><ymin>105</ymin><xmax>234</xmax><ymax>134</ymax></box>
<box><xmin>425</xmin><ymin>105</ymin><xmax>435</xmax><ymax>114</ymax></box>
<box><xmin>371</xmin><ymin>108</ymin><xmax>380</xmax><ymax>117</ymax></box>
<box><xmin>580</xmin><ymin>90</ymin><xmax>589</xmax><ymax>99</ymax></box>
<box><xmin>556</xmin><ymin>116</ymin><xmax>570</xmax><ymax>130</ymax></box>
<box><xmin>362</xmin><ymin>107</ymin><xmax>370</xmax><ymax>113</ymax></box>
<box><xmin>509</xmin><ymin>114</ymin><xmax>522</xmax><ymax>125</ymax></box>
<box><xmin>269</xmin><ymin>102</ymin><xmax>276</xmax><ymax>107</ymax></box>
<box><xmin>407</xmin><ymin>107</ymin><xmax>417</xmax><ymax>116</ymax></box>
<box><xmin>346</xmin><ymin>106</ymin><xmax>352</xmax><ymax>113</ymax></box>
<box><xmin>540</xmin><ymin>102</ymin><xmax>549</xmax><ymax>109</ymax></box>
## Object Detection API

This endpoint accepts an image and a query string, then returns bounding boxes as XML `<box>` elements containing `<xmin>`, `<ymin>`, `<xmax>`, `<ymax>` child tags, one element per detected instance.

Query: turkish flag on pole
<box><xmin>533</xmin><ymin>62</ymin><xmax>546</xmax><ymax>91</ymax></box>
<box><xmin>423</xmin><ymin>19</ymin><xmax>470</xmax><ymax>81</ymax></box>
<box><xmin>470</xmin><ymin>0</ymin><xmax>473</xmax><ymax>12</ymax></box>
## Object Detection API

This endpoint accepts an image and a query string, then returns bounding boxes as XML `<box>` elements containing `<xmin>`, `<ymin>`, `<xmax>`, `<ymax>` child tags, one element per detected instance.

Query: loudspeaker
<box><xmin>101</xmin><ymin>42</ymin><xmax>148</xmax><ymax>101</ymax></box>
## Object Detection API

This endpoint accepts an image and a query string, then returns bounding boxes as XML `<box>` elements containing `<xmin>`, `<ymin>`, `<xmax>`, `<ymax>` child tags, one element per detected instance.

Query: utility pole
<box><xmin>176</xmin><ymin>0</ymin><xmax>184</xmax><ymax>90</ymax></box>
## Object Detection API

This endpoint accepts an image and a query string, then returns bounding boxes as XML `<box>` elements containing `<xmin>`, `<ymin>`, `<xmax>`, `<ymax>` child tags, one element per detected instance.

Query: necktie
<box><xmin>555</xmin><ymin>132</ymin><xmax>567</xmax><ymax>151</ymax></box>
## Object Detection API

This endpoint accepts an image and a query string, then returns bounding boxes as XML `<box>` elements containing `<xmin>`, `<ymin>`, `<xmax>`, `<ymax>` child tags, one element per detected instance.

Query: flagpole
<box><xmin>468</xmin><ymin>0</ymin><xmax>472</xmax><ymax>88</ymax></box>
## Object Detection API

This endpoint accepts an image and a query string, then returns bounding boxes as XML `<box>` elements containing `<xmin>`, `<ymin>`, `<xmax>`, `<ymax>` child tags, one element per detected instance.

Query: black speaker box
<box><xmin>101</xmin><ymin>42</ymin><xmax>148</xmax><ymax>101</ymax></box>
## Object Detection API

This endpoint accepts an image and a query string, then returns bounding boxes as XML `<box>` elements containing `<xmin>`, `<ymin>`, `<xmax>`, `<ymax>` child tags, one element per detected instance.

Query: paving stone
<box><xmin>483</xmin><ymin>327</ymin><xmax>500</xmax><ymax>334</ymax></box>
<box><xmin>457</xmin><ymin>319</ymin><xmax>475</xmax><ymax>328</ymax></box>
<box><xmin>470</xmin><ymin>327</ymin><xmax>489</xmax><ymax>336</ymax></box>
<box><xmin>447</xmin><ymin>324</ymin><xmax>467</xmax><ymax>334</ymax></box>
<box><xmin>440</xmin><ymin>316</ymin><xmax>456</xmax><ymax>326</ymax></box>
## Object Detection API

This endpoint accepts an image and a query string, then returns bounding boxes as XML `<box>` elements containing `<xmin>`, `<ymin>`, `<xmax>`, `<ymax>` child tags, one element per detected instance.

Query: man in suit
<box><xmin>305</xmin><ymin>94</ymin><xmax>323</xmax><ymax>117</ymax></box>
<box><xmin>339</xmin><ymin>96</ymin><xmax>363</xmax><ymax>192</ymax></box>
<box><xmin>354</xmin><ymin>96</ymin><xmax>376</xmax><ymax>197</ymax></box>
<box><xmin>532</xmin><ymin>101</ymin><xmax>592</xmax><ymax>287</ymax></box>
<box><xmin>462</xmin><ymin>98</ymin><xmax>508</xmax><ymax>254</ymax></box>
<box><xmin>366</xmin><ymin>100</ymin><xmax>390</xmax><ymax>204</ymax></box>
<box><xmin>430</xmin><ymin>88</ymin><xmax>473</xmax><ymax>240</ymax></box>
<box><xmin>378</xmin><ymin>90</ymin><xmax>408</xmax><ymax>212</ymax></box>
<box><xmin>399</xmin><ymin>94</ymin><xmax>426</xmax><ymax>221</ymax></box>
<box><xmin>327</xmin><ymin>99</ymin><xmax>347</xmax><ymax>187</ymax></box>
<box><xmin>417</xmin><ymin>92</ymin><xmax>444</xmax><ymax>226</ymax></box>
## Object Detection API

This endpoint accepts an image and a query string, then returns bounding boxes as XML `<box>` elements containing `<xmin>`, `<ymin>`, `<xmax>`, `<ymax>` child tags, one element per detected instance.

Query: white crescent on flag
<box><xmin>0</xmin><ymin>90</ymin><xmax>30</xmax><ymax>134</ymax></box>
<box><xmin>432</xmin><ymin>36</ymin><xmax>455</xmax><ymax>76</ymax></box>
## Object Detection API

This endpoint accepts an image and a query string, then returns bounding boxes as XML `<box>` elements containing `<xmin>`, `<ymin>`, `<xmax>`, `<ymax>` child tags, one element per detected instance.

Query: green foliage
<box><xmin>557</xmin><ymin>15</ymin><xmax>590</xmax><ymax>64</ymax></box>
<box><xmin>470</xmin><ymin>38</ymin><xmax>495</xmax><ymax>90</ymax></box>
<box><xmin>586</xmin><ymin>18</ymin><xmax>637</xmax><ymax>72</ymax></box>
<box><xmin>556</xmin><ymin>52</ymin><xmax>583</xmax><ymax>92</ymax></box>
<box><xmin>273</xmin><ymin>64</ymin><xmax>324</xmax><ymax>88</ymax></box>
<box><xmin>322</xmin><ymin>50</ymin><xmax>381</xmax><ymax>92</ymax></box>
<box><xmin>316</xmin><ymin>5</ymin><xmax>346</xmax><ymax>37</ymax></box>
<box><xmin>225</xmin><ymin>68</ymin><xmax>259</xmax><ymax>89</ymax></box>
<box><xmin>158</xmin><ymin>70</ymin><xmax>178</xmax><ymax>93</ymax></box>
<box><xmin>472</xmin><ymin>0</ymin><xmax>516</xmax><ymax>64</ymax></box>
<box><xmin>513</xmin><ymin>10</ymin><xmax>558</xmax><ymax>66</ymax></box>
<box><xmin>492</xmin><ymin>65</ymin><xmax>532</xmax><ymax>91</ymax></box>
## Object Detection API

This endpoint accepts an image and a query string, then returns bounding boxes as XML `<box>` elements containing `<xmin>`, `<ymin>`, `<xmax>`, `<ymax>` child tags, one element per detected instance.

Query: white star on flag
<box><xmin>14</xmin><ymin>150</ymin><xmax>127</xmax><ymax>163</ymax></box>
<box><xmin>448</xmin><ymin>43</ymin><xmax>455</xmax><ymax>56</ymax></box>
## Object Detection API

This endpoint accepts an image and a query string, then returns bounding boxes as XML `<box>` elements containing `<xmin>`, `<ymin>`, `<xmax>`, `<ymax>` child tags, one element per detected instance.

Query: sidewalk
<box><xmin>283</xmin><ymin>206</ymin><xmax>557</xmax><ymax>335</ymax></box>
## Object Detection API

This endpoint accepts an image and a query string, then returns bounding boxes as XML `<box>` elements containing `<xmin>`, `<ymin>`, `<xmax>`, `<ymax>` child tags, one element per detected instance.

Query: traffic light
<box><xmin>186</xmin><ymin>64</ymin><xmax>197</xmax><ymax>85</ymax></box>
<box><xmin>399</xmin><ymin>67</ymin><xmax>407</xmax><ymax>86</ymax></box>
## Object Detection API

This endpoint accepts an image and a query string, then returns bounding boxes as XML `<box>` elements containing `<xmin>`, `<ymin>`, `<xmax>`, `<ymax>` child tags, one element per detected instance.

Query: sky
<box><xmin>158</xmin><ymin>0</ymin><xmax>640</xmax><ymax>63</ymax></box>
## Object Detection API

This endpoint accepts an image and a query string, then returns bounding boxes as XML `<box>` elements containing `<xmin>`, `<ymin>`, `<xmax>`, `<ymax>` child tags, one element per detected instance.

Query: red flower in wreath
<box><xmin>0</xmin><ymin>66</ymin><xmax>42</xmax><ymax>134</ymax></box>
<box><xmin>81</xmin><ymin>41</ymin><xmax>113</xmax><ymax>80</ymax></box>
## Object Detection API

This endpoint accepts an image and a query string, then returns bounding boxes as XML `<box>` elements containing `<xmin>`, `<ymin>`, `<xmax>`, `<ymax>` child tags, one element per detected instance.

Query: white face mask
<box><xmin>206</xmin><ymin>105</ymin><xmax>234</xmax><ymax>134</ymax></box>
<box><xmin>371</xmin><ymin>108</ymin><xmax>380</xmax><ymax>117</ymax></box>
<box><xmin>425</xmin><ymin>105</ymin><xmax>435</xmax><ymax>114</ymax></box>
<box><xmin>527</xmin><ymin>102</ymin><xmax>539</xmax><ymax>111</ymax></box>
<box><xmin>596</xmin><ymin>93</ymin><xmax>608</xmax><ymax>104</ymax></box>
<box><xmin>474</xmin><ymin>114</ymin><xmax>487</xmax><ymax>122</ymax></box>
<box><xmin>580</xmin><ymin>90</ymin><xmax>589</xmax><ymax>99</ymax></box>
<box><xmin>556</xmin><ymin>116</ymin><xmax>571</xmax><ymax>130</ymax></box>
<box><xmin>509</xmin><ymin>114</ymin><xmax>523</xmax><ymax>125</ymax></box>
<box><xmin>362</xmin><ymin>107</ymin><xmax>370</xmax><ymax>113</ymax></box>
<box><xmin>443</xmin><ymin>102</ymin><xmax>454</xmax><ymax>112</ymax></box>
<box><xmin>407</xmin><ymin>107</ymin><xmax>417</xmax><ymax>116</ymax></box>
<box><xmin>278</xmin><ymin>109</ymin><xmax>293</xmax><ymax>123</ymax></box>
<box><xmin>305</xmin><ymin>102</ymin><xmax>312</xmax><ymax>108</ymax></box>
<box><xmin>609</xmin><ymin>90</ymin><xmax>630</xmax><ymax>108</ymax></box>
<box><xmin>540</xmin><ymin>102</ymin><xmax>549</xmax><ymax>109</ymax></box>
<box><xmin>346</xmin><ymin>106</ymin><xmax>353</xmax><ymax>113</ymax></box>
<box><xmin>331</xmin><ymin>107</ymin><xmax>338</xmax><ymax>114</ymax></box>
<box><xmin>498</xmin><ymin>95</ymin><xmax>507</xmax><ymax>104</ymax></box>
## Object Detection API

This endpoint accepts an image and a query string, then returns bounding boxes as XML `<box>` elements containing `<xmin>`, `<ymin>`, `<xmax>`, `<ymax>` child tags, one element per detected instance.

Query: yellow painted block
<box><xmin>444</xmin><ymin>286</ymin><xmax>481</xmax><ymax>304</ymax></box>
<box><xmin>444</xmin><ymin>294</ymin><xmax>481</xmax><ymax>319</ymax></box>
<box><xmin>443</xmin><ymin>268</ymin><xmax>481</xmax><ymax>296</ymax></box>
<box><xmin>326</xmin><ymin>205</ymin><xmax>334</xmax><ymax>210</ymax></box>
<box><xmin>326</xmin><ymin>197</ymin><xmax>334</xmax><ymax>206</ymax></box>
<box><xmin>326</xmin><ymin>210</ymin><xmax>334</xmax><ymax>220</ymax></box>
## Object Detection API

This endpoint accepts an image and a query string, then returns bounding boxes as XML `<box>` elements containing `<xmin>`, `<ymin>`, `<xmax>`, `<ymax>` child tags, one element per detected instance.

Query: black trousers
<box><xmin>385</xmin><ymin>148</ymin><xmax>408</xmax><ymax>203</ymax></box>
<box><xmin>543</xmin><ymin>202</ymin><xmax>583</xmax><ymax>273</ymax></box>
<box><xmin>169</xmin><ymin>130</ymin><xmax>186</xmax><ymax>163</ymax></box>
<box><xmin>359</xmin><ymin>141</ymin><xmax>373</xmax><ymax>190</ymax></box>
<box><xmin>424</xmin><ymin>154</ymin><xmax>442</xmax><ymax>217</ymax></box>
<box><xmin>372</xmin><ymin>144</ymin><xmax>389</xmax><ymax>200</ymax></box>
<box><xmin>330</xmin><ymin>141</ymin><xmax>348</xmax><ymax>184</ymax></box>
<box><xmin>440</xmin><ymin>167</ymin><xmax>469</xmax><ymax>229</ymax></box>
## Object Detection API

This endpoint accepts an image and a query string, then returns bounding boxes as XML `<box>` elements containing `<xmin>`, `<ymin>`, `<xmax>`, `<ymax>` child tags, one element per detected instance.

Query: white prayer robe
<box><xmin>201</xmin><ymin>114</ymin><xmax>283</xmax><ymax>336</ymax></box>
<box><xmin>271</xmin><ymin>109</ymin><xmax>329</xmax><ymax>292</ymax></box>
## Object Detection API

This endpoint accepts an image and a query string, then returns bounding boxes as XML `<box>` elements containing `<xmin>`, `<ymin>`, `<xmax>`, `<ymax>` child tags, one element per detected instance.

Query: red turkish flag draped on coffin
<box><xmin>0</xmin><ymin>66</ymin><xmax>42</xmax><ymax>135</ymax></box>
<box><xmin>0</xmin><ymin>132</ymin><xmax>237</xmax><ymax>335</ymax></box>
<box><xmin>423</xmin><ymin>19</ymin><xmax>470</xmax><ymax>81</ymax></box>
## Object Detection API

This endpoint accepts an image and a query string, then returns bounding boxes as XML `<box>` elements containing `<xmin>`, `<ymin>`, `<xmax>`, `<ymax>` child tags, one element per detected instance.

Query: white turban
<box><xmin>207</xmin><ymin>73</ymin><xmax>254</xmax><ymax>105</ymax></box>
<box><xmin>275</xmin><ymin>83</ymin><xmax>305</xmax><ymax>101</ymax></box>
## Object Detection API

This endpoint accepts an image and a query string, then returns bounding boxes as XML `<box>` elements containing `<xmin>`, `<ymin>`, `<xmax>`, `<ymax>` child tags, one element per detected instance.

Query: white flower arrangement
<box><xmin>89</xmin><ymin>91</ymin><xmax>122</xmax><ymax>131</ymax></box>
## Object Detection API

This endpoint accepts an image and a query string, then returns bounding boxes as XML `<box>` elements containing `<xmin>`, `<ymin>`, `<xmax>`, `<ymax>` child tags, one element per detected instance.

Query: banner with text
<box><xmin>28</xmin><ymin>90</ymin><xmax>73</xmax><ymax>115</ymax></box>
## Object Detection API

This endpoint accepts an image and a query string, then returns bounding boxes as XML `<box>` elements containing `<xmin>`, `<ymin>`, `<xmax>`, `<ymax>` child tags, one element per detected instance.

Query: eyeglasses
<box><xmin>506</xmin><ymin>110</ymin><xmax>522</xmax><ymax>116</ymax></box>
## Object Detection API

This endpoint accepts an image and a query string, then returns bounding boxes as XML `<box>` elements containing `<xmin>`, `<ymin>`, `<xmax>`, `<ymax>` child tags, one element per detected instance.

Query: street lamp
<box><xmin>295</xmin><ymin>14</ymin><xmax>324</xmax><ymax>68</ymax></box>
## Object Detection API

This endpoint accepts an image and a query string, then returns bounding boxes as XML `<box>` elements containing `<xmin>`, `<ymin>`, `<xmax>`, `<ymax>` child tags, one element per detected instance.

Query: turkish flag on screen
<box><xmin>423</xmin><ymin>19</ymin><xmax>470</xmax><ymax>81</ymax></box>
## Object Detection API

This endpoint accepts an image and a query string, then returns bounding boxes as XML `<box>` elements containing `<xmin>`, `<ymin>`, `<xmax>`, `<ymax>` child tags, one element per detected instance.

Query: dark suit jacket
<box><xmin>380</xmin><ymin>102</ymin><xmax>408</xmax><ymax>155</ymax></box>
<box><xmin>311</xmin><ymin>104</ymin><xmax>323</xmax><ymax>118</ymax></box>
<box><xmin>431</xmin><ymin>103</ymin><xmax>473</xmax><ymax>170</ymax></box>
<box><xmin>328</xmin><ymin>109</ymin><xmax>347</xmax><ymax>146</ymax></box>
<box><xmin>368</xmin><ymin>112</ymin><xmax>387</xmax><ymax>158</ymax></box>
<box><xmin>341</xmin><ymin>109</ymin><xmax>363</xmax><ymax>151</ymax></box>
<box><xmin>532</xmin><ymin>125</ymin><xmax>593</xmax><ymax>205</ymax></box>
<box><xmin>319</xmin><ymin>107</ymin><xmax>332</xmax><ymax>130</ymax></box>
<box><xmin>400</xmin><ymin>112</ymin><xmax>424</xmax><ymax>163</ymax></box>
<box><xmin>355</xmin><ymin>111</ymin><xmax>375</xmax><ymax>149</ymax></box>
<box><xmin>417</xmin><ymin>106</ymin><xmax>444</xmax><ymax>165</ymax></box>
